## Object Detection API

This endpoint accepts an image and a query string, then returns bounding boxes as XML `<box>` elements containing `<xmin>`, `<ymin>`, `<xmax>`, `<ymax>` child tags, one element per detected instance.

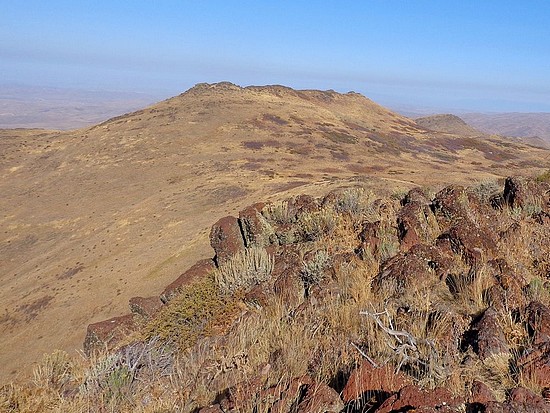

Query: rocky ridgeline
<box><xmin>84</xmin><ymin>176</ymin><xmax>550</xmax><ymax>412</ymax></box>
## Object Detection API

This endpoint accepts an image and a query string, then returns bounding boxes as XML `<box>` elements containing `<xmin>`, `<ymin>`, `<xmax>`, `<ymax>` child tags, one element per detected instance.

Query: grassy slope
<box><xmin>1</xmin><ymin>82</ymin><xmax>549</xmax><ymax>385</ymax></box>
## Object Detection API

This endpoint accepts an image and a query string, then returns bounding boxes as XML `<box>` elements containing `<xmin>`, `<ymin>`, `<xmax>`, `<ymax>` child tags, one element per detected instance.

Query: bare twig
<box><xmin>351</xmin><ymin>342</ymin><xmax>379</xmax><ymax>368</ymax></box>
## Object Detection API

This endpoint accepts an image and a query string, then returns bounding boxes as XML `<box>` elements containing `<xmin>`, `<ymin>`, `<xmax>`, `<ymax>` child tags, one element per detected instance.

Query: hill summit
<box><xmin>415</xmin><ymin>113</ymin><xmax>483</xmax><ymax>136</ymax></box>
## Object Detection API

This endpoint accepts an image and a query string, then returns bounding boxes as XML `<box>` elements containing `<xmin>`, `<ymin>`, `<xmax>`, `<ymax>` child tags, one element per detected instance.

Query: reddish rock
<box><xmin>470</xmin><ymin>380</ymin><xmax>497</xmax><ymax>405</ymax></box>
<box><xmin>375</xmin><ymin>385</ymin><xmax>464</xmax><ymax>413</ymax></box>
<box><xmin>445</xmin><ymin>218</ymin><xmax>498</xmax><ymax>266</ymax></box>
<box><xmin>472</xmin><ymin>307</ymin><xmax>509</xmax><ymax>359</ymax></box>
<box><xmin>397</xmin><ymin>191</ymin><xmax>439</xmax><ymax>251</ymax></box>
<box><xmin>129</xmin><ymin>296</ymin><xmax>163</xmax><ymax>319</ymax></box>
<box><xmin>84</xmin><ymin>314</ymin><xmax>136</xmax><ymax>356</ymax></box>
<box><xmin>342</xmin><ymin>361</ymin><xmax>410</xmax><ymax>404</ymax></box>
<box><xmin>373</xmin><ymin>243</ymin><xmax>452</xmax><ymax>296</ymax></box>
<box><xmin>526</xmin><ymin>301</ymin><xmax>550</xmax><ymax>344</ymax></box>
<box><xmin>160</xmin><ymin>258</ymin><xmax>215</xmax><ymax>303</ymax></box>
<box><xmin>358</xmin><ymin>220</ymin><xmax>381</xmax><ymax>258</ymax></box>
<box><xmin>504</xmin><ymin>176</ymin><xmax>550</xmax><ymax>212</ymax></box>
<box><xmin>483</xmin><ymin>387</ymin><xmax>550</xmax><ymax>412</ymax></box>
<box><xmin>516</xmin><ymin>342</ymin><xmax>550</xmax><ymax>389</ymax></box>
<box><xmin>239</xmin><ymin>203</ymin><xmax>276</xmax><ymax>247</ymax></box>
<box><xmin>209</xmin><ymin>216</ymin><xmax>245</xmax><ymax>266</ymax></box>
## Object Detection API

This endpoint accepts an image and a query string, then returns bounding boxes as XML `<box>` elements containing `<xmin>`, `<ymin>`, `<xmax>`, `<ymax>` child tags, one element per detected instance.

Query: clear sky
<box><xmin>1</xmin><ymin>1</ymin><xmax>549</xmax><ymax>112</ymax></box>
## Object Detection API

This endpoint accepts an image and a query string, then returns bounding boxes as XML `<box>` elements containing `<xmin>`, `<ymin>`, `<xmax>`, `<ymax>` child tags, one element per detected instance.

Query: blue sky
<box><xmin>1</xmin><ymin>1</ymin><xmax>549</xmax><ymax>112</ymax></box>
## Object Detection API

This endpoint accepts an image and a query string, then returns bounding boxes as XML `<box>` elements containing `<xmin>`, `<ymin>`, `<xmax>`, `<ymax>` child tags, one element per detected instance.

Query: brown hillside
<box><xmin>415</xmin><ymin>113</ymin><xmax>483</xmax><ymax>136</ymax></box>
<box><xmin>1</xmin><ymin>82</ymin><xmax>549</xmax><ymax>384</ymax></box>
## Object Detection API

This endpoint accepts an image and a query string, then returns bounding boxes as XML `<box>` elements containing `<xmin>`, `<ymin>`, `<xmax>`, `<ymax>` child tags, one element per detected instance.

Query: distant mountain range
<box><xmin>461</xmin><ymin>112</ymin><xmax>550</xmax><ymax>144</ymax></box>
<box><xmin>0</xmin><ymin>84</ymin><xmax>161</xmax><ymax>130</ymax></box>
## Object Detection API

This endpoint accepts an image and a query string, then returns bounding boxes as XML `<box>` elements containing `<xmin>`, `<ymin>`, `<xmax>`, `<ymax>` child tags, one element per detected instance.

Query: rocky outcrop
<box><xmin>81</xmin><ymin>175</ymin><xmax>550</xmax><ymax>412</ymax></box>
<box><xmin>374</xmin><ymin>385</ymin><xmax>464</xmax><ymax>413</ymax></box>
<box><xmin>210</xmin><ymin>216</ymin><xmax>246</xmax><ymax>266</ymax></box>
<box><xmin>84</xmin><ymin>314</ymin><xmax>136</xmax><ymax>356</ymax></box>
<box><xmin>470</xmin><ymin>307</ymin><xmax>509</xmax><ymax>359</ymax></box>
<box><xmin>160</xmin><ymin>258</ymin><xmax>215</xmax><ymax>303</ymax></box>
<box><xmin>211</xmin><ymin>374</ymin><xmax>343</xmax><ymax>413</ymax></box>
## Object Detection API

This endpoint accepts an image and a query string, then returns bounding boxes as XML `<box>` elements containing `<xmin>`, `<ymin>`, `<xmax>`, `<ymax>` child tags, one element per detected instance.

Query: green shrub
<box><xmin>297</xmin><ymin>208</ymin><xmax>338</xmax><ymax>241</ymax></box>
<box><xmin>536</xmin><ymin>169</ymin><xmax>550</xmax><ymax>183</ymax></box>
<box><xmin>262</xmin><ymin>200</ymin><xmax>295</xmax><ymax>225</ymax></box>
<box><xmin>144</xmin><ymin>276</ymin><xmax>239</xmax><ymax>350</ymax></box>
<box><xmin>301</xmin><ymin>250</ymin><xmax>331</xmax><ymax>288</ymax></box>
<box><xmin>470</xmin><ymin>179</ymin><xmax>501</xmax><ymax>203</ymax></box>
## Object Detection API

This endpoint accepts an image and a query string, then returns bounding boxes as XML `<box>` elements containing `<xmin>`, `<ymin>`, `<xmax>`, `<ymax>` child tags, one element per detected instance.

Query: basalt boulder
<box><xmin>84</xmin><ymin>314</ymin><xmax>136</xmax><ymax>356</ymax></box>
<box><xmin>374</xmin><ymin>385</ymin><xmax>464</xmax><ymax>413</ymax></box>
<box><xmin>160</xmin><ymin>258</ymin><xmax>216</xmax><ymax>303</ymax></box>
<box><xmin>239</xmin><ymin>203</ymin><xmax>277</xmax><ymax>247</ymax></box>
<box><xmin>373</xmin><ymin>243</ymin><xmax>453</xmax><ymax>296</ymax></box>
<box><xmin>210</xmin><ymin>216</ymin><xmax>246</xmax><ymax>266</ymax></box>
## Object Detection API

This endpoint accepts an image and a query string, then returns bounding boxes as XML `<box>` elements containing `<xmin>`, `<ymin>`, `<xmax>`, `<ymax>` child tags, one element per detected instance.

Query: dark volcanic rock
<box><xmin>375</xmin><ymin>385</ymin><xmax>464</xmax><ymax>412</ymax></box>
<box><xmin>209</xmin><ymin>216</ymin><xmax>246</xmax><ymax>266</ymax></box>
<box><xmin>373</xmin><ymin>243</ymin><xmax>452</xmax><ymax>296</ymax></box>
<box><xmin>471</xmin><ymin>307</ymin><xmax>509</xmax><ymax>359</ymax></box>
<box><xmin>160</xmin><ymin>258</ymin><xmax>215</xmax><ymax>303</ymax></box>
<box><xmin>84</xmin><ymin>314</ymin><xmax>136</xmax><ymax>356</ymax></box>
<box><xmin>239</xmin><ymin>203</ymin><xmax>276</xmax><ymax>247</ymax></box>
<box><xmin>397</xmin><ymin>189</ymin><xmax>439</xmax><ymax>251</ymax></box>
<box><xmin>129</xmin><ymin>296</ymin><xmax>163</xmax><ymax>319</ymax></box>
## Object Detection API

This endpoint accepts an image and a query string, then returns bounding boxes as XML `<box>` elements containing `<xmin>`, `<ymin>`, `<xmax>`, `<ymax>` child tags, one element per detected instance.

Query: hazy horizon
<box><xmin>2</xmin><ymin>1</ymin><xmax>550</xmax><ymax>113</ymax></box>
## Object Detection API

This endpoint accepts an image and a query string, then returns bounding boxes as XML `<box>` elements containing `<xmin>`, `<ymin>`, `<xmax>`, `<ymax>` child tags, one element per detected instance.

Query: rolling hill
<box><xmin>1</xmin><ymin>82</ymin><xmax>549</xmax><ymax>384</ymax></box>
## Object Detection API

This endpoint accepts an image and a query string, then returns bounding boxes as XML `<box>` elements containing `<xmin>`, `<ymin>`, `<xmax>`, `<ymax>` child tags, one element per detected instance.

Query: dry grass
<box><xmin>214</xmin><ymin>246</ymin><xmax>274</xmax><ymax>294</ymax></box>
<box><xmin>5</xmin><ymin>176</ymin><xmax>550</xmax><ymax>411</ymax></box>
